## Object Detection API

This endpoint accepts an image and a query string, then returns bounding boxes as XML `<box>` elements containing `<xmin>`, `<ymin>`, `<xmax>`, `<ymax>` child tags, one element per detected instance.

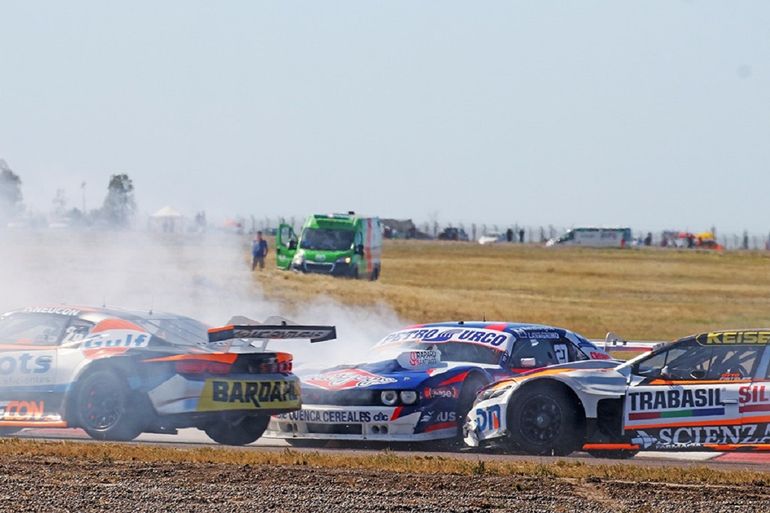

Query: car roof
<box><xmin>7</xmin><ymin>305</ymin><xmax>197</xmax><ymax>325</ymax></box>
<box><xmin>406</xmin><ymin>321</ymin><xmax>574</xmax><ymax>335</ymax></box>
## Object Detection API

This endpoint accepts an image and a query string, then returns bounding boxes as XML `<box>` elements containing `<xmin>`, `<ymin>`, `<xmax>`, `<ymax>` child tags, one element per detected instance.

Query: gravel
<box><xmin>0</xmin><ymin>456</ymin><xmax>767</xmax><ymax>513</ymax></box>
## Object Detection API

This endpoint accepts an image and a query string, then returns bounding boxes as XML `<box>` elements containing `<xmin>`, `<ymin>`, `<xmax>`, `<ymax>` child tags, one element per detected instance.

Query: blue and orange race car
<box><xmin>266</xmin><ymin>321</ymin><xmax>612</xmax><ymax>446</ymax></box>
<box><xmin>0</xmin><ymin>305</ymin><xmax>335</xmax><ymax>445</ymax></box>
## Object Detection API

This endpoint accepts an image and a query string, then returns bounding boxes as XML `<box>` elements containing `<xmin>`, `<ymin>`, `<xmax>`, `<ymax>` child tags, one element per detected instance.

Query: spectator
<box><xmin>518</xmin><ymin>229</ymin><xmax>525</xmax><ymax>243</ymax></box>
<box><xmin>506</xmin><ymin>228</ymin><xmax>513</xmax><ymax>242</ymax></box>
<box><xmin>252</xmin><ymin>231</ymin><xmax>269</xmax><ymax>271</ymax></box>
<box><xmin>644</xmin><ymin>232</ymin><xmax>652</xmax><ymax>246</ymax></box>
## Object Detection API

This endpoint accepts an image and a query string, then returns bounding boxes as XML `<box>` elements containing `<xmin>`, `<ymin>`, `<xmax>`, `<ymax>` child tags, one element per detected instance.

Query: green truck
<box><xmin>276</xmin><ymin>213</ymin><xmax>382</xmax><ymax>280</ymax></box>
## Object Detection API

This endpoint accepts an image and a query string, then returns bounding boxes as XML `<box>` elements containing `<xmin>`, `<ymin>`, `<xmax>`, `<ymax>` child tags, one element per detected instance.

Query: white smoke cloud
<box><xmin>0</xmin><ymin>228</ymin><xmax>404</xmax><ymax>369</ymax></box>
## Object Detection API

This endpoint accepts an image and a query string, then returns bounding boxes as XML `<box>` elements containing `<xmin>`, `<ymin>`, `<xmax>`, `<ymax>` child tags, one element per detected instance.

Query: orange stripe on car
<box><xmin>0</xmin><ymin>421</ymin><xmax>67</xmax><ymax>428</ymax></box>
<box><xmin>582</xmin><ymin>443</ymin><xmax>640</xmax><ymax>451</ymax></box>
<box><xmin>647</xmin><ymin>379</ymin><xmax>752</xmax><ymax>386</ymax></box>
<box><xmin>144</xmin><ymin>353</ymin><xmax>238</xmax><ymax>364</ymax></box>
<box><xmin>208</xmin><ymin>325</ymin><xmax>233</xmax><ymax>334</ymax></box>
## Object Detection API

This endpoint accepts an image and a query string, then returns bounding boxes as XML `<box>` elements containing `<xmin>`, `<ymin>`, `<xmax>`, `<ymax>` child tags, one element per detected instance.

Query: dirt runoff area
<box><xmin>0</xmin><ymin>455</ymin><xmax>767</xmax><ymax>513</ymax></box>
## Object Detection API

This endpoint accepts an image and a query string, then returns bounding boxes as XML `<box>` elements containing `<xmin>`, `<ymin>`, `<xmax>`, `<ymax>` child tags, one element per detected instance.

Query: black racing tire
<box><xmin>587</xmin><ymin>449</ymin><xmax>639</xmax><ymax>460</ymax></box>
<box><xmin>205</xmin><ymin>416</ymin><xmax>269</xmax><ymax>446</ymax></box>
<box><xmin>370</xmin><ymin>266</ymin><xmax>380</xmax><ymax>281</ymax></box>
<box><xmin>351</xmin><ymin>266</ymin><xmax>360</xmax><ymax>280</ymax></box>
<box><xmin>285</xmin><ymin>438</ymin><xmax>329</xmax><ymax>449</ymax></box>
<box><xmin>506</xmin><ymin>383</ymin><xmax>582</xmax><ymax>456</ymax></box>
<box><xmin>75</xmin><ymin>369</ymin><xmax>145</xmax><ymax>442</ymax></box>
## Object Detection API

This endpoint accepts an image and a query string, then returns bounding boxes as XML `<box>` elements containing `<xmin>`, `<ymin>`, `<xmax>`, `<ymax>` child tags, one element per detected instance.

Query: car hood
<box><xmin>300</xmin><ymin>358</ymin><xmax>489</xmax><ymax>392</ymax></box>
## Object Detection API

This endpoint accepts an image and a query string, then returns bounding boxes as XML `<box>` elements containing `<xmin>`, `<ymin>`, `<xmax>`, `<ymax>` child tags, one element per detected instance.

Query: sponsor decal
<box><xmin>514</xmin><ymin>330</ymin><xmax>560</xmax><ymax>340</ymax></box>
<box><xmin>0</xmin><ymin>400</ymin><xmax>46</xmax><ymax>421</ymax></box>
<box><xmin>627</xmin><ymin>388</ymin><xmax>725</xmax><ymax>421</ymax></box>
<box><xmin>81</xmin><ymin>330</ymin><xmax>151</xmax><ymax>350</ymax></box>
<box><xmin>474</xmin><ymin>404</ymin><xmax>501</xmax><ymax>433</ymax></box>
<box><xmin>278</xmin><ymin>409</ymin><xmax>385</xmax><ymax>423</ymax></box>
<box><xmin>0</xmin><ymin>354</ymin><xmax>52</xmax><ymax>375</ymax></box>
<box><xmin>22</xmin><ymin>307</ymin><xmax>80</xmax><ymax>316</ymax></box>
<box><xmin>589</xmin><ymin>351</ymin><xmax>612</xmax><ymax>360</ymax></box>
<box><xmin>197</xmin><ymin>379</ymin><xmax>300</xmax><ymax>411</ymax></box>
<box><xmin>232</xmin><ymin>328</ymin><xmax>331</xmax><ymax>340</ymax></box>
<box><xmin>379</xmin><ymin>327</ymin><xmax>511</xmax><ymax>350</ymax></box>
<box><xmin>696</xmin><ymin>331</ymin><xmax>770</xmax><ymax>346</ymax></box>
<box><xmin>423</xmin><ymin>386</ymin><xmax>459</xmax><ymax>399</ymax></box>
<box><xmin>305</xmin><ymin>369</ymin><xmax>398</xmax><ymax>391</ymax></box>
<box><xmin>739</xmin><ymin>385</ymin><xmax>770</xmax><ymax>414</ymax></box>
<box><xmin>396</xmin><ymin>349</ymin><xmax>441</xmax><ymax>369</ymax></box>
<box><xmin>420</xmin><ymin>410</ymin><xmax>456</xmax><ymax>424</ymax></box>
<box><xmin>631</xmin><ymin>424</ymin><xmax>770</xmax><ymax>449</ymax></box>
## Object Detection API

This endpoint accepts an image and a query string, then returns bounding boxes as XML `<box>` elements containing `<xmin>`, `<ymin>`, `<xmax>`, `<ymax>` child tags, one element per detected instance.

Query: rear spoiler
<box><xmin>208</xmin><ymin>322</ymin><xmax>337</xmax><ymax>344</ymax></box>
<box><xmin>596</xmin><ymin>332</ymin><xmax>667</xmax><ymax>356</ymax></box>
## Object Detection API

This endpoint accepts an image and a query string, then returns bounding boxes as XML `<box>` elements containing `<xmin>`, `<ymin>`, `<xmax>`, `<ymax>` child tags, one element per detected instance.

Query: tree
<box><xmin>52</xmin><ymin>188</ymin><xmax>67</xmax><ymax>217</ymax></box>
<box><xmin>0</xmin><ymin>159</ymin><xmax>23</xmax><ymax>219</ymax></box>
<box><xmin>101</xmin><ymin>173</ymin><xmax>136</xmax><ymax>227</ymax></box>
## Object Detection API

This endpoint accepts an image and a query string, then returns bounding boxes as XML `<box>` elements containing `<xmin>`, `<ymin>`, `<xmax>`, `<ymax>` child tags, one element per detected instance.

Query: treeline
<box><xmin>0</xmin><ymin>159</ymin><xmax>136</xmax><ymax>228</ymax></box>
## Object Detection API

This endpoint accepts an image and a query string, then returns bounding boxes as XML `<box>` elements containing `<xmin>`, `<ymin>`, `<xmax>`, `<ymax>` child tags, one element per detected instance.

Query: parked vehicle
<box><xmin>276</xmin><ymin>213</ymin><xmax>382</xmax><ymax>280</ymax></box>
<box><xmin>546</xmin><ymin>227</ymin><xmax>632</xmax><ymax>248</ymax></box>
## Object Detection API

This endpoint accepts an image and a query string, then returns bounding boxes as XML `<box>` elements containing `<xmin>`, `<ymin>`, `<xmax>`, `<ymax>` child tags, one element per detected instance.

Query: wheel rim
<box><xmin>83</xmin><ymin>379</ymin><xmax>123</xmax><ymax>430</ymax></box>
<box><xmin>519</xmin><ymin>394</ymin><xmax>562</xmax><ymax>444</ymax></box>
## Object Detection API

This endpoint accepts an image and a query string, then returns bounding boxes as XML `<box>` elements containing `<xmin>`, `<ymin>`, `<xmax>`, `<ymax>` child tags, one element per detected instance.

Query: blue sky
<box><xmin>1</xmin><ymin>1</ymin><xmax>768</xmax><ymax>232</ymax></box>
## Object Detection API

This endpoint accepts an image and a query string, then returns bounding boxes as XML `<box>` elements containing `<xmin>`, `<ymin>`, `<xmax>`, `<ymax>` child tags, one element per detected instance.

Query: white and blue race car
<box><xmin>266</xmin><ymin>321</ymin><xmax>612</xmax><ymax>446</ymax></box>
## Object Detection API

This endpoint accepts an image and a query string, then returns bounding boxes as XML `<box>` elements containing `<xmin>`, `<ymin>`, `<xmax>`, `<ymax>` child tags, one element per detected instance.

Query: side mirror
<box><xmin>690</xmin><ymin>369</ymin><xmax>706</xmax><ymax>380</ymax></box>
<box><xmin>519</xmin><ymin>357</ymin><xmax>537</xmax><ymax>368</ymax></box>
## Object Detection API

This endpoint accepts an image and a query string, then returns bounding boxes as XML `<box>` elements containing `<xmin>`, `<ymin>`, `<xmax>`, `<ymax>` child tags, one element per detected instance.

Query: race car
<box><xmin>464</xmin><ymin>329</ymin><xmax>770</xmax><ymax>457</ymax></box>
<box><xmin>0</xmin><ymin>306</ymin><xmax>335</xmax><ymax>445</ymax></box>
<box><xmin>265</xmin><ymin>321</ymin><xmax>612</xmax><ymax>446</ymax></box>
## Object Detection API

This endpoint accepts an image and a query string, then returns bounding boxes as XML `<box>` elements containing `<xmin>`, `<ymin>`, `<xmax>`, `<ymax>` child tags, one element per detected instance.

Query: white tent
<box><xmin>149</xmin><ymin>206</ymin><xmax>184</xmax><ymax>232</ymax></box>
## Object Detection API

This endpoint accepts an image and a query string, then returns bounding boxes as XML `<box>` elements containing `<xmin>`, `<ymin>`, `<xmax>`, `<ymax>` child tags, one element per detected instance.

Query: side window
<box><xmin>634</xmin><ymin>339</ymin><xmax>762</xmax><ymax>381</ymax></box>
<box><xmin>0</xmin><ymin>313</ymin><xmax>69</xmax><ymax>346</ymax></box>
<box><xmin>510</xmin><ymin>338</ymin><xmax>571</xmax><ymax>368</ymax></box>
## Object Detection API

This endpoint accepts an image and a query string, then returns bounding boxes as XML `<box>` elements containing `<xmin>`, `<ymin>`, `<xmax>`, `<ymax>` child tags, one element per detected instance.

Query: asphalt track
<box><xmin>11</xmin><ymin>427</ymin><xmax>770</xmax><ymax>471</ymax></box>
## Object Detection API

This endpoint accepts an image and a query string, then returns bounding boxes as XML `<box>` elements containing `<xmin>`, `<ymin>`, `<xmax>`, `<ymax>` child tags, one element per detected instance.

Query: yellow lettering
<box><xmin>758</xmin><ymin>332</ymin><xmax>770</xmax><ymax>344</ymax></box>
<box><xmin>743</xmin><ymin>332</ymin><xmax>757</xmax><ymax>344</ymax></box>
<box><xmin>722</xmin><ymin>332</ymin><xmax>736</xmax><ymax>344</ymax></box>
<box><xmin>707</xmin><ymin>332</ymin><xmax>721</xmax><ymax>344</ymax></box>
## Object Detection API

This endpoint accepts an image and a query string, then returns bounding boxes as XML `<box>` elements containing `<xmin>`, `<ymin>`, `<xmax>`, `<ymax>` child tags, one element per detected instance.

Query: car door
<box><xmin>0</xmin><ymin>313</ymin><xmax>64</xmax><ymax>423</ymax></box>
<box><xmin>623</xmin><ymin>337</ymin><xmax>763</xmax><ymax>450</ymax></box>
<box><xmin>276</xmin><ymin>224</ymin><xmax>297</xmax><ymax>269</ymax></box>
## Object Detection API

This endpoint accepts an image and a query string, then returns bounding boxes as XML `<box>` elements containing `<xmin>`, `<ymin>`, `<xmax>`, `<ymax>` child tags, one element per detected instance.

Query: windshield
<box><xmin>132</xmin><ymin>317</ymin><xmax>209</xmax><ymax>346</ymax></box>
<box><xmin>300</xmin><ymin>228</ymin><xmax>355</xmax><ymax>251</ymax></box>
<box><xmin>377</xmin><ymin>341</ymin><xmax>501</xmax><ymax>365</ymax></box>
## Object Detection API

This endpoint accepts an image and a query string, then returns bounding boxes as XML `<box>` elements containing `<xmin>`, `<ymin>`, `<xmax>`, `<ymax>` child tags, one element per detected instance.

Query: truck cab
<box><xmin>276</xmin><ymin>213</ymin><xmax>382</xmax><ymax>280</ymax></box>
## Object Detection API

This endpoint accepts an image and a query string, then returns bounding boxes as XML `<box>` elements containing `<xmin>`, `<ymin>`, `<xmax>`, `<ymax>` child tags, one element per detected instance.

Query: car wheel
<box><xmin>507</xmin><ymin>384</ymin><xmax>581</xmax><ymax>456</ymax></box>
<box><xmin>587</xmin><ymin>449</ymin><xmax>639</xmax><ymax>460</ymax></box>
<box><xmin>370</xmin><ymin>266</ymin><xmax>380</xmax><ymax>281</ymax></box>
<box><xmin>75</xmin><ymin>370</ymin><xmax>145</xmax><ymax>441</ymax></box>
<box><xmin>205</xmin><ymin>415</ymin><xmax>269</xmax><ymax>446</ymax></box>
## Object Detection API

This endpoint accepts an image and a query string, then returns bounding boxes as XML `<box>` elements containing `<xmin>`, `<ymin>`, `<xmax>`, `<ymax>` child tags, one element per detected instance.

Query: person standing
<box><xmin>252</xmin><ymin>231</ymin><xmax>269</xmax><ymax>271</ymax></box>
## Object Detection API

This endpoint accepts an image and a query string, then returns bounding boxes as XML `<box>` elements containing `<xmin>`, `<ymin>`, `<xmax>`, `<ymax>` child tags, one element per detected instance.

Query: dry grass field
<box><xmin>256</xmin><ymin>241</ymin><xmax>770</xmax><ymax>341</ymax></box>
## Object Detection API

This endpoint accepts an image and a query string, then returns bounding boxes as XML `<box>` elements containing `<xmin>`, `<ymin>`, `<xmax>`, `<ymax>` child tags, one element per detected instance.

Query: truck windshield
<box><xmin>300</xmin><ymin>228</ymin><xmax>355</xmax><ymax>251</ymax></box>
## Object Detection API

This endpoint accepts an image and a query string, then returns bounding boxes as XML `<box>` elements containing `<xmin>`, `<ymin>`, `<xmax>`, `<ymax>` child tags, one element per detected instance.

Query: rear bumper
<box><xmin>147</xmin><ymin>373</ymin><xmax>301</xmax><ymax>416</ymax></box>
<box><xmin>264</xmin><ymin>404</ymin><xmax>457</xmax><ymax>442</ymax></box>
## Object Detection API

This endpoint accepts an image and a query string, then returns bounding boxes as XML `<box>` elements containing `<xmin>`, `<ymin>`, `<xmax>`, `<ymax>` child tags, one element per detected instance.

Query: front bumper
<box><xmin>265</xmin><ymin>404</ymin><xmax>457</xmax><ymax>442</ymax></box>
<box><xmin>463</xmin><ymin>396</ymin><xmax>510</xmax><ymax>447</ymax></box>
<box><xmin>147</xmin><ymin>373</ymin><xmax>301</xmax><ymax>416</ymax></box>
<box><xmin>292</xmin><ymin>261</ymin><xmax>354</xmax><ymax>276</ymax></box>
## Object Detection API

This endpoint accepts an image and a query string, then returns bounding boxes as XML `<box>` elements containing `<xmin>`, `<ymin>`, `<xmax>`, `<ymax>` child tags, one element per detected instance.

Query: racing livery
<box><xmin>0</xmin><ymin>306</ymin><xmax>335</xmax><ymax>445</ymax></box>
<box><xmin>266</xmin><ymin>321</ymin><xmax>611</xmax><ymax>445</ymax></box>
<box><xmin>465</xmin><ymin>329</ymin><xmax>770</xmax><ymax>457</ymax></box>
